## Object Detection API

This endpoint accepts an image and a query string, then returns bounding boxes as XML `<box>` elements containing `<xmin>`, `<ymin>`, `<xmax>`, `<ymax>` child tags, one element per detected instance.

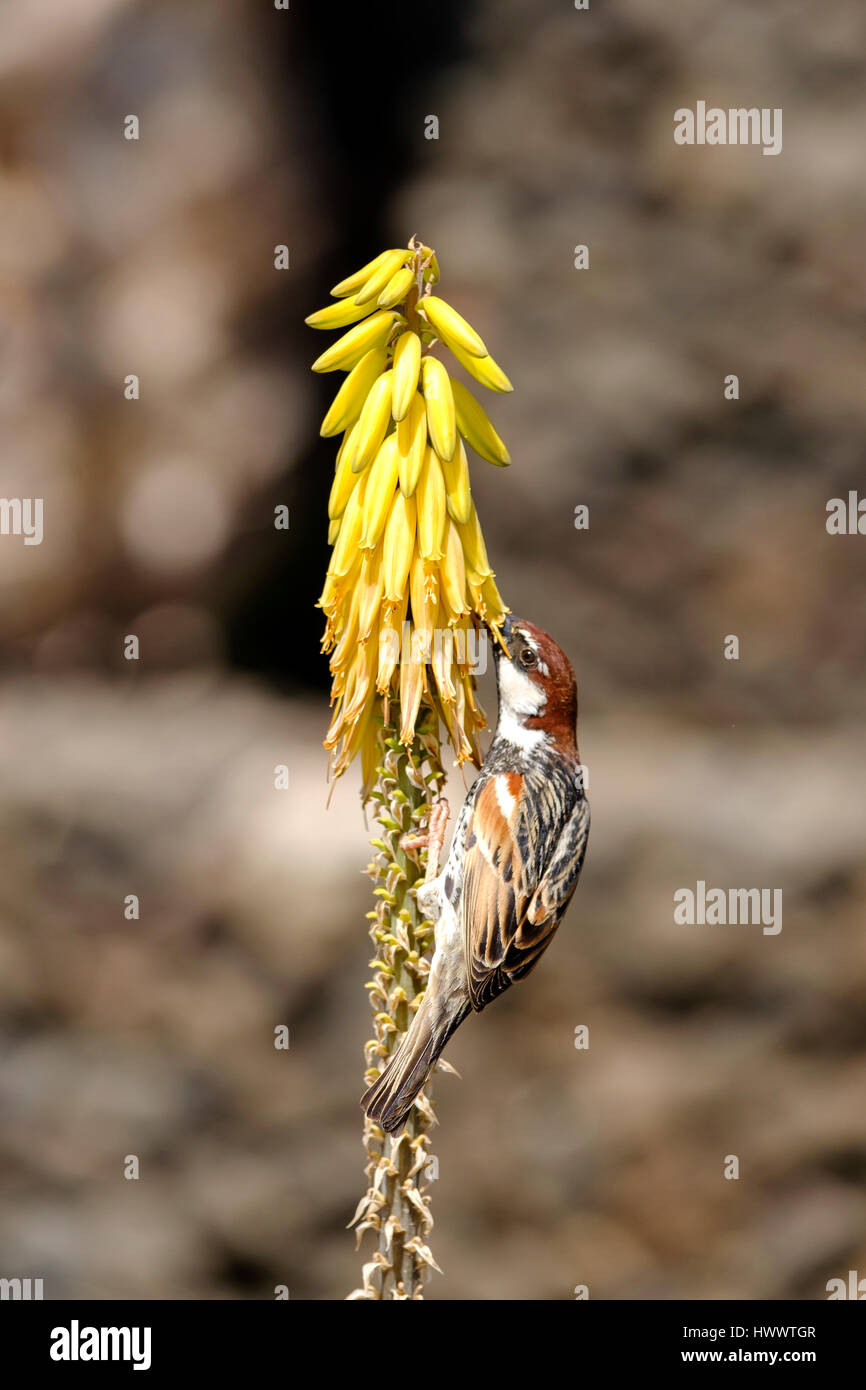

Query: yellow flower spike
<box><xmin>451</xmin><ymin>377</ymin><xmax>511</xmax><ymax>466</ymax></box>
<box><xmin>396</xmin><ymin>393</ymin><xmax>428</xmax><ymax>496</ymax></box>
<box><xmin>382</xmin><ymin>489</ymin><xmax>417</xmax><ymax>606</ymax></box>
<box><xmin>447</xmin><ymin>338</ymin><xmax>513</xmax><ymax>394</ymax></box>
<box><xmin>331</xmin><ymin>249</ymin><xmax>403</xmax><ymax>299</ymax></box>
<box><xmin>391</xmin><ymin>331</ymin><xmax>422</xmax><ymax>422</ymax></box>
<box><xmin>350</xmin><ymin>371</ymin><xmax>394</xmax><ymax>474</ymax></box>
<box><xmin>416</xmin><ymin>447</ymin><xmax>447</xmax><ymax>561</ymax></box>
<box><xmin>306</xmin><ymin>297</ymin><xmax>379</xmax><ymax>332</ymax></box>
<box><xmin>378</xmin><ymin>266</ymin><xmax>416</xmax><ymax>309</ymax></box>
<box><xmin>420</xmin><ymin>356</ymin><xmax>456</xmax><ymax>462</ymax></box>
<box><xmin>354</xmin><ymin>249</ymin><xmax>413</xmax><ymax>305</ymax></box>
<box><xmin>359</xmin><ymin>436</ymin><xmax>400</xmax><ymax>549</ymax></box>
<box><xmin>418</xmin><ymin>295</ymin><xmax>486</xmax><ymax>357</ymax></box>
<box><xmin>377</xmin><ymin>590</ymin><xmax>408</xmax><ymax>692</ymax></box>
<box><xmin>357</xmin><ymin>547</ymin><xmax>386</xmax><ymax>643</ymax></box>
<box><xmin>311</xmin><ymin>310</ymin><xmax>403</xmax><ymax>373</ymax></box>
<box><xmin>441</xmin><ymin>437</ymin><xmax>472</xmax><ymax>525</ymax></box>
<box><xmin>439</xmin><ymin>517</ymin><xmax>470</xmax><ymax>620</ymax></box>
<box><xmin>456</xmin><ymin>503</ymin><xmax>493</xmax><ymax>581</ymax></box>
<box><xmin>331</xmin><ymin>470</ymin><xmax>369</xmax><ymax>577</ymax></box>
<box><xmin>312</xmin><ymin>238</ymin><xmax>512</xmax><ymax>806</ymax></box>
<box><xmin>321</xmin><ymin>347</ymin><xmax>389</xmax><ymax>438</ymax></box>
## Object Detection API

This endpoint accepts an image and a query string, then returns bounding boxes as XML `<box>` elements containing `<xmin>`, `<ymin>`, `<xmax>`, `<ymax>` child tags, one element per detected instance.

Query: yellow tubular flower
<box><xmin>378</xmin><ymin>266</ymin><xmax>416</xmax><ymax>309</ymax></box>
<box><xmin>439</xmin><ymin>517</ymin><xmax>470</xmax><ymax>621</ymax></box>
<box><xmin>420</xmin><ymin>356</ymin><xmax>456</xmax><ymax>462</ymax></box>
<box><xmin>382</xmin><ymin>489</ymin><xmax>417</xmax><ymax>606</ymax></box>
<box><xmin>311</xmin><ymin>310</ymin><xmax>403</xmax><ymax>374</ymax></box>
<box><xmin>309</xmin><ymin>236</ymin><xmax>513</xmax><ymax>793</ymax></box>
<box><xmin>441</xmin><ymin>438</ymin><xmax>472</xmax><ymax>525</ymax></box>
<box><xmin>396</xmin><ymin>393</ymin><xmax>427</xmax><ymax>496</ymax></box>
<box><xmin>416</xmin><ymin>447</ymin><xmax>447</xmax><ymax>562</ymax></box>
<box><xmin>320</xmin><ymin>348</ymin><xmax>389</xmax><ymax>438</ymax></box>
<box><xmin>450</xmin><ymin>377</ymin><xmax>510</xmax><ymax>466</ymax></box>
<box><xmin>359</xmin><ymin>436</ymin><xmax>400</xmax><ymax>549</ymax></box>
<box><xmin>391</xmin><ymin>331</ymin><xmax>422</xmax><ymax>421</ymax></box>
<box><xmin>350</xmin><ymin>371</ymin><xmax>394</xmax><ymax>474</ymax></box>
<box><xmin>328</xmin><ymin>428</ymin><xmax>361</xmax><ymax>519</ymax></box>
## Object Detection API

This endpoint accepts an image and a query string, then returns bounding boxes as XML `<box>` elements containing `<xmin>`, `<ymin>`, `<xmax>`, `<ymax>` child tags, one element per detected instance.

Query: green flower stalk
<box><xmin>347</xmin><ymin>715</ymin><xmax>444</xmax><ymax>1299</ymax></box>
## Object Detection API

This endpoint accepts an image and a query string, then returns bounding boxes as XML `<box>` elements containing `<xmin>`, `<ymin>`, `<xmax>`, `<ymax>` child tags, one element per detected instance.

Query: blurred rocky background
<box><xmin>1</xmin><ymin>0</ymin><xmax>865</xmax><ymax>1299</ymax></box>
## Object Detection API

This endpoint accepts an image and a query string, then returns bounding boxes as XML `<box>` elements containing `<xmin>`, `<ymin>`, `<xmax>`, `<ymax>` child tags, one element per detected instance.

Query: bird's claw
<box><xmin>400</xmin><ymin>799</ymin><xmax>450</xmax><ymax>883</ymax></box>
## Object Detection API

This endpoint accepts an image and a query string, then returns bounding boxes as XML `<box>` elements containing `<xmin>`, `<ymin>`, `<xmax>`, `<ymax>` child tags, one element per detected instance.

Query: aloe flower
<box><xmin>308</xmin><ymin>238</ymin><xmax>512</xmax><ymax>1297</ymax></box>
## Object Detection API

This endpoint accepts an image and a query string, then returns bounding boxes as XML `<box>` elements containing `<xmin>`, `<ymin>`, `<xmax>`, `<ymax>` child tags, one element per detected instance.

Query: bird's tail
<box><xmin>361</xmin><ymin>991</ymin><xmax>470</xmax><ymax>1134</ymax></box>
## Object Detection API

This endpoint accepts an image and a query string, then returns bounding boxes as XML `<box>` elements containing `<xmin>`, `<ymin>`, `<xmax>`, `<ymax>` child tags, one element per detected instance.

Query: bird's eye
<box><xmin>518</xmin><ymin>647</ymin><xmax>537</xmax><ymax>668</ymax></box>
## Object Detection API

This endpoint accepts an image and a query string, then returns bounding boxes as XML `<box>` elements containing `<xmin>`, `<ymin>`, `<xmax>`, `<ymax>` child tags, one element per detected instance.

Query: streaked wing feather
<box><xmin>462</xmin><ymin>773</ymin><xmax>589</xmax><ymax>1011</ymax></box>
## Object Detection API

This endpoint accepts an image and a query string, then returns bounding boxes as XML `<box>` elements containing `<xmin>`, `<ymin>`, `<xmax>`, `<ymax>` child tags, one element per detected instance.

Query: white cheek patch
<box><xmin>498</xmin><ymin>658</ymin><xmax>545</xmax><ymax>718</ymax></box>
<box><xmin>496</xmin><ymin>657</ymin><xmax>547</xmax><ymax>751</ymax></box>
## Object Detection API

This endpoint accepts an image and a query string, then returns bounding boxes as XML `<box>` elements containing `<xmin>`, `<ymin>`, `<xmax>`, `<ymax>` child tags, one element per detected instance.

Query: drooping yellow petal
<box><xmin>377</xmin><ymin>590</ymin><xmax>408</xmax><ymax>692</ymax></box>
<box><xmin>457</xmin><ymin>503</ymin><xmax>493</xmax><ymax>581</ymax></box>
<box><xmin>321</xmin><ymin>348</ymin><xmax>388</xmax><ymax>437</ymax></box>
<box><xmin>331</xmin><ymin>470</ymin><xmax>369</xmax><ymax>576</ymax></box>
<box><xmin>396</xmin><ymin>393</ymin><xmax>427</xmax><ymax>497</ymax></box>
<box><xmin>441</xmin><ymin>437</ymin><xmax>472</xmax><ymax>525</ymax></box>
<box><xmin>421</xmin><ymin>356</ymin><xmax>456</xmax><ymax>462</ymax></box>
<box><xmin>439</xmin><ymin>516</ymin><xmax>469</xmax><ymax>621</ymax></box>
<box><xmin>350</xmin><ymin>370</ymin><xmax>394</xmax><ymax>474</ymax></box>
<box><xmin>312</xmin><ymin>311</ymin><xmax>402</xmax><ymax>374</ymax></box>
<box><xmin>306</xmin><ymin>297</ymin><xmax>380</xmax><ymax>331</ymax></box>
<box><xmin>419</xmin><ymin>295</ymin><xmax>486</xmax><ymax>358</ymax></box>
<box><xmin>392</xmin><ymin>331</ymin><xmax>422</xmax><ymax>421</ymax></box>
<box><xmin>331</xmin><ymin>249</ymin><xmax>402</xmax><ymax>299</ymax></box>
<box><xmin>329</xmin><ymin>423</ymin><xmax>363</xmax><ymax>519</ymax></box>
<box><xmin>378</xmin><ymin>266</ymin><xmax>416</xmax><ymax>309</ymax></box>
<box><xmin>416</xmin><ymin>447</ymin><xmax>447</xmax><ymax>562</ymax></box>
<box><xmin>399</xmin><ymin>634</ymin><xmax>425</xmax><ymax>744</ymax></box>
<box><xmin>451</xmin><ymin>377</ymin><xmax>510</xmax><ymax>465</ymax></box>
<box><xmin>357</xmin><ymin>546</ymin><xmax>385</xmax><ymax>642</ymax></box>
<box><xmin>354</xmin><ymin>249</ymin><xmax>413</xmax><ymax>305</ymax></box>
<box><xmin>359</xmin><ymin>436</ymin><xmax>400</xmax><ymax>549</ymax></box>
<box><xmin>447</xmin><ymin>338</ymin><xmax>513</xmax><ymax>393</ymax></box>
<box><xmin>382</xmin><ymin>489</ymin><xmax>416</xmax><ymax>606</ymax></box>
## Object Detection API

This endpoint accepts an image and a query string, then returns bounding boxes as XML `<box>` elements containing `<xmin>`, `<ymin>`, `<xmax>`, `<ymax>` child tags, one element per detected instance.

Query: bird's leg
<box><xmin>401</xmin><ymin>798</ymin><xmax>450</xmax><ymax>884</ymax></box>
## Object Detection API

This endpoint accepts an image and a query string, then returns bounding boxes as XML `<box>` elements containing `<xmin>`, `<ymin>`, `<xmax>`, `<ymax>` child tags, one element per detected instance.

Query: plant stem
<box><xmin>347</xmin><ymin>707</ymin><xmax>445</xmax><ymax>1299</ymax></box>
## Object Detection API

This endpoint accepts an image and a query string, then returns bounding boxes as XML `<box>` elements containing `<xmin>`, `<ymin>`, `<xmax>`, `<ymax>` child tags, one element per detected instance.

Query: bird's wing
<box><xmin>461</xmin><ymin>773</ymin><xmax>589</xmax><ymax>1011</ymax></box>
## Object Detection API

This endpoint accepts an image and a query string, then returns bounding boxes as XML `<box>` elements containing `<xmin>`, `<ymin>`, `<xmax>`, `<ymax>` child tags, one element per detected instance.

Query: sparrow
<box><xmin>362</xmin><ymin>615</ymin><xmax>590</xmax><ymax>1133</ymax></box>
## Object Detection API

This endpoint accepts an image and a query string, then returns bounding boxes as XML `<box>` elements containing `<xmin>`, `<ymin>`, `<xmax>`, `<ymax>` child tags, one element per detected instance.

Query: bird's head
<box><xmin>492</xmin><ymin>615</ymin><xmax>579</xmax><ymax>757</ymax></box>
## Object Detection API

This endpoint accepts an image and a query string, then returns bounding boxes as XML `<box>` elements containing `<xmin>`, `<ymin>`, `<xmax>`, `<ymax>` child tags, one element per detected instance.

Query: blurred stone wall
<box><xmin>0</xmin><ymin>0</ymin><xmax>864</xmax><ymax>1299</ymax></box>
